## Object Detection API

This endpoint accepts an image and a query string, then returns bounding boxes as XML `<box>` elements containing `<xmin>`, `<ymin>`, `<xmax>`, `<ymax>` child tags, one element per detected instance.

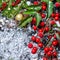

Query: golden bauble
<box><xmin>15</xmin><ymin>14</ymin><xmax>23</xmax><ymax>21</ymax></box>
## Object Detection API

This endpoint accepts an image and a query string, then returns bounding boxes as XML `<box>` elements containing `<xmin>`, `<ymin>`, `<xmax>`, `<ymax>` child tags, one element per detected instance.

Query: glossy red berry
<box><xmin>12</xmin><ymin>2</ymin><xmax>15</xmax><ymax>6</ymax></box>
<box><xmin>41</xmin><ymin>13</ymin><xmax>46</xmax><ymax>18</ymax></box>
<box><xmin>54</xmin><ymin>34</ymin><xmax>56</xmax><ymax>39</ymax></box>
<box><xmin>50</xmin><ymin>20</ymin><xmax>56</xmax><ymax>25</ymax></box>
<box><xmin>38</xmin><ymin>32</ymin><xmax>44</xmax><ymax>38</ymax></box>
<box><xmin>55</xmin><ymin>2</ymin><xmax>60</xmax><ymax>7</ymax></box>
<box><xmin>33</xmin><ymin>25</ymin><xmax>37</xmax><ymax>30</ymax></box>
<box><xmin>44</xmin><ymin>47</ymin><xmax>49</xmax><ymax>53</ymax></box>
<box><xmin>55</xmin><ymin>13</ymin><xmax>59</xmax><ymax>17</ymax></box>
<box><xmin>28</xmin><ymin>43</ymin><xmax>33</xmax><ymax>48</ymax></box>
<box><xmin>36</xmin><ymin>38</ymin><xmax>40</xmax><ymax>43</ymax></box>
<box><xmin>32</xmin><ymin>17</ymin><xmax>36</xmax><ymax>24</ymax></box>
<box><xmin>45</xmin><ymin>26</ymin><xmax>49</xmax><ymax>32</ymax></box>
<box><xmin>38</xmin><ymin>42</ymin><xmax>43</xmax><ymax>48</ymax></box>
<box><xmin>40</xmin><ymin>22</ymin><xmax>45</xmax><ymax>27</ymax></box>
<box><xmin>55</xmin><ymin>16</ymin><xmax>59</xmax><ymax>21</ymax></box>
<box><xmin>33</xmin><ymin>47</ymin><xmax>37</xmax><ymax>50</ymax></box>
<box><xmin>51</xmin><ymin>13</ymin><xmax>55</xmax><ymax>18</ymax></box>
<box><xmin>49</xmin><ymin>47</ymin><xmax>53</xmax><ymax>51</ymax></box>
<box><xmin>43</xmin><ymin>57</ymin><xmax>48</xmax><ymax>60</ymax></box>
<box><xmin>15</xmin><ymin>0</ymin><xmax>21</xmax><ymax>4</ymax></box>
<box><xmin>42</xmin><ymin>2</ymin><xmax>46</xmax><ymax>6</ymax></box>
<box><xmin>48</xmin><ymin>35</ymin><xmax>52</xmax><ymax>39</ymax></box>
<box><xmin>31</xmin><ymin>47</ymin><xmax>37</xmax><ymax>54</ymax></box>
<box><xmin>2</xmin><ymin>2</ymin><xmax>7</xmax><ymax>8</ymax></box>
<box><xmin>52</xmin><ymin>40</ymin><xmax>58</xmax><ymax>46</ymax></box>
<box><xmin>47</xmin><ymin>51</ymin><xmax>52</xmax><ymax>56</ymax></box>
<box><xmin>33</xmin><ymin>1</ymin><xmax>38</xmax><ymax>5</ymax></box>
<box><xmin>53</xmin><ymin>51</ymin><xmax>57</xmax><ymax>57</ymax></box>
<box><xmin>31</xmin><ymin>36</ymin><xmax>36</xmax><ymax>41</ymax></box>
<box><xmin>38</xmin><ymin>29</ymin><xmax>43</xmax><ymax>33</ymax></box>
<box><xmin>42</xmin><ymin>5</ymin><xmax>46</xmax><ymax>10</ymax></box>
<box><xmin>0</xmin><ymin>8</ymin><xmax>2</xmax><ymax>11</ymax></box>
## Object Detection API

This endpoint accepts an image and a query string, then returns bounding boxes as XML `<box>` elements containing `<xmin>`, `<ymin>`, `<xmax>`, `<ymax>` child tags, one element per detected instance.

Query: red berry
<box><xmin>36</xmin><ymin>38</ymin><xmax>40</xmax><ymax>43</ymax></box>
<box><xmin>42</xmin><ymin>5</ymin><xmax>46</xmax><ymax>10</ymax></box>
<box><xmin>28</xmin><ymin>43</ymin><xmax>33</xmax><ymax>48</ymax></box>
<box><xmin>12</xmin><ymin>2</ymin><xmax>15</xmax><ymax>6</ymax></box>
<box><xmin>55</xmin><ymin>13</ymin><xmax>59</xmax><ymax>17</ymax></box>
<box><xmin>43</xmin><ymin>57</ymin><xmax>48</xmax><ymax>60</ymax></box>
<box><xmin>55</xmin><ymin>16</ymin><xmax>59</xmax><ymax>21</ymax></box>
<box><xmin>47</xmin><ymin>51</ymin><xmax>52</xmax><ymax>56</ymax></box>
<box><xmin>50</xmin><ymin>20</ymin><xmax>56</xmax><ymax>25</ymax></box>
<box><xmin>38</xmin><ymin>42</ymin><xmax>43</xmax><ymax>48</ymax></box>
<box><xmin>2</xmin><ymin>2</ymin><xmax>7</xmax><ymax>8</ymax></box>
<box><xmin>48</xmin><ymin>35</ymin><xmax>52</xmax><ymax>39</ymax></box>
<box><xmin>44</xmin><ymin>47</ymin><xmax>49</xmax><ymax>53</ymax></box>
<box><xmin>38</xmin><ymin>29</ymin><xmax>43</xmax><ymax>33</ymax></box>
<box><xmin>33</xmin><ymin>1</ymin><xmax>38</xmax><ymax>5</ymax></box>
<box><xmin>54</xmin><ymin>34</ymin><xmax>56</xmax><ymax>39</ymax></box>
<box><xmin>52</xmin><ymin>40</ymin><xmax>58</xmax><ymax>46</ymax></box>
<box><xmin>41</xmin><ymin>13</ymin><xmax>46</xmax><ymax>18</ymax></box>
<box><xmin>42</xmin><ymin>2</ymin><xmax>46</xmax><ymax>6</ymax></box>
<box><xmin>15</xmin><ymin>0</ymin><xmax>21</xmax><ymax>4</ymax></box>
<box><xmin>45</xmin><ymin>26</ymin><xmax>49</xmax><ymax>32</ymax></box>
<box><xmin>32</xmin><ymin>17</ymin><xmax>36</xmax><ymax>25</ymax></box>
<box><xmin>51</xmin><ymin>13</ymin><xmax>55</xmax><ymax>18</ymax></box>
<box><xmin>40</xmin><ymin>22</ymin><xmax>45</xmax><ymax>27</ymax></box>
<box><xmin>49</xmin><ymin>47</ymin><xmax>53</xmax><ymax>51</ymax></box>
<box><xmin>33</xmin><ymin>25</ymin><xmax>37</xmax><ymax>30</ymax></box>
<box><xmin>55</xmin><ymin>2</ymin><xmax>60</xmax><ymax>7</ymax></box>
<box><xmin>31</xmin><ymin>47</ymin><xmax>37</xmax><ymax>54</ymax></box>
<box><xmin>31</xmin><ymin>36</ymin><xmax>36</xmax><ymax>41</ymax></box>
<box><xmin>33</xmin><ymin>47</ymin><xmax>37</xmax><ymax>50</ymax></box>
<box><xmin>57</xmin><ymin>32</ymin><xmax>60</xmax><ymax>35</ymax></box>
<box><xmin>0</xmin><ymin>8</ymin><xmax>3</xmax><ymax>11</ymax></box>
<box><xmin>53</xmin><ymin>51</ymin><xmax>57</xmax><ymax>57</ymax></box>
<box><xmin>38</xmin><ymin>32</ymin><xmax>44</xmax><ymax>38</ymax></box>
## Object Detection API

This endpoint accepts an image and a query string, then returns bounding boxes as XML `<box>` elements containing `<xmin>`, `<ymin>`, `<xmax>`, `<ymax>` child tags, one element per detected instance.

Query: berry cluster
<box><xmin>0</xmin><ymin>0</ymin><xmax>21</xmax><ymax>11</ymax></box>
<box><xmin>27</xmin><ymin>1</ymin><xmax>60</xmax><ymax>60</ymax></box>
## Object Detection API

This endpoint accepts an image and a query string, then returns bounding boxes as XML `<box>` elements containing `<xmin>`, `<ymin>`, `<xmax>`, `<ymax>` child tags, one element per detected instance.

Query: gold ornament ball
<box><xmin>15</xmin><ymin>14</ymin><xmax>23</xmax><ymax>21</ymax></box>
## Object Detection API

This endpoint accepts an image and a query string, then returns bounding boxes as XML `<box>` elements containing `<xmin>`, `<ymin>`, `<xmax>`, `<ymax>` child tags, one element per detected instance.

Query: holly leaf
<box><xmin>47</xmin><ymin>1</ymin><xmax>53</xmax><ymax>18</ymax></box>
<box><xmin>23</xmin><ymin>10</ymin><xmax>36</xmax><ymax>15</ymax></box>
<box><xmin>41</xmin><ymin>0</ymin><xmax>49</xmax><ymax>4</ymax></box>
<box><xmin>19</xmin><ymin>17</ymin><xmax>32</xmax><ymax>28</ymax></box>
<box><xmin>57</xmin><ymin>0</ymin><xmax>60</xmax><ymax>2</ymax></box>
<box><xmin>35</xmin><ymin>13</ymin><xmax>42</xmax><ymax>26</ymax></box>
<box><xmin>26</xmin><ymin>5</ymin><xmax>41</xmax><ymax>11</ymax></box>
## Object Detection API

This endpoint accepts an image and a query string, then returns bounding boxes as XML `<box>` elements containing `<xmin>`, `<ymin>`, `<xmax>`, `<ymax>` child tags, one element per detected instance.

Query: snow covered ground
<box><xmin>0</xmin><ymin>15</ymin><xmax>41</xmax><ymax>60</ymax></box>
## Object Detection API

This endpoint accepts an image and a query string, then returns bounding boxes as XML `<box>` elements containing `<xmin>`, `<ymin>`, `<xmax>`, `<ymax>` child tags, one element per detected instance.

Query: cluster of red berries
<box><xmin>12</xmin><ymin>0</ymin><xmax>21</xmax><ymax>7</ymax></box>
<box><xmin>28</xmin><ymin>1</ymin><xmax>59</xmax><ymax>60</ymax></box>
<box><xmin>0</xmin><ymin>2</ymin><xmax>7</xmax><ymax>11</ymax></box>
<box><xmin>33</xmin><ymin>1</ymin><xmax>47</xmax><ymax>11</ymax></box>
<box><xmin>0</xmin><ymin>0</ymin><xmax>21</xmax><ymax>11</ymax></box>
<box><xmin>51</xmin><ymin>13</ymin><xmax>60</xmax><ymax>21</ymax></box>
<box><xmin>28</xmin><ymin>35</ymin><xmax>44</xmax><ymax>54</ymax></box>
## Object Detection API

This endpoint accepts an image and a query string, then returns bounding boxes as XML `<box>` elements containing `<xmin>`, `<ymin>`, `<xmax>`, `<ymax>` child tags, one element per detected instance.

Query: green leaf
<box><xmin>41</xmin><ymin>0</ymin><xmax>49</xmax><ymax>4</ymax></box>
<box><xmin>23</xmin><ymin>10</ymin><xmax>36</xmax><ymax>15</ymax></box>
<box><xmin>2</xmin><ymin>0</ymin><xmax>14</xmax><ymax>16</ymax></box>
<box><xmin>35</xmin><ymin>13</ymin><xmax>42</xmax><ymax>26</ymax></box>
<box><xmin>0</xmin><ymin>0</ymin><xmax>8</xmax><ymax>7</ymax></box>
<box><xmin>53</xmin><ymin>24</ymin><xmax>57</xmax><ymax>27</ymax></box>
<box><xmin>0</xmin><ymin>0</ymin><xmax>2</xmax><ymax>7</ymax></box>
<box><xmin>26</xmin><ymin>5</ymin><xmax>41</xmax><ymax>11</ymax></box>
<box><xmin>47</xmin><ymin>1</ymin><xmax>53</xmax><ymax>18</ymax></box>
<box><xmin>19</xmin><ymin>17</ymin><xmax>32</xmax><ymax>27</ymax></box>
<box><xmin>57</xmin><ymin>0</ymin><xmax>60</xmax><ymax>2</ymax></box>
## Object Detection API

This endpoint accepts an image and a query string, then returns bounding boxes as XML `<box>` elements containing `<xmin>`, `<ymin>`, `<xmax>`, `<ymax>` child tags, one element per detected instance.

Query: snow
<box><xmin>0</xmin><ymin>16</ymin><xmax>39</xmax><ymax>60</ymax></box>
